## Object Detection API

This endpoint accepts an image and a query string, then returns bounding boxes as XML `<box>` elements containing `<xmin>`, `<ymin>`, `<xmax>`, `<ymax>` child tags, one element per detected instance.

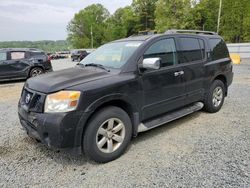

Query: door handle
<box><xmin>174</xmin><ymin>71</ymin><xmax>184</xmax><ymax>77</ymax></box>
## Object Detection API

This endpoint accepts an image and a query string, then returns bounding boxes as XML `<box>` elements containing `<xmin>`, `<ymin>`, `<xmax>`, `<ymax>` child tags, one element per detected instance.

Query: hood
<box><xmin>26</xmin><ymin>67</ymin><xmax>112</xmax><ymax>93</ymax></box>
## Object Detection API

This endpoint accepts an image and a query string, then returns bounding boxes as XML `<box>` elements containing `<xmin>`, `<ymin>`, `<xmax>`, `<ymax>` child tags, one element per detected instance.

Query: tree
<box><xmin>191</xmin><ymin>0</ymin><xmax>219</xmax><ymax>32</ymax></box>
<box><xmin>106</xmin><ymin>6</ymin><xmax>139</xmax><ymax>40</ymax></box>
<box><xmin>67</xmin><ymin>4</ymin><xmax>110</xmax><ymax>48</ymax></box>
<box><xmin>132</xmin><ymin>0</ymin><xmax>158</xmax><ymax>31</ymax></box>
<box><xmin>154</xmin><ymin>0</ymin><xmax>193</xmax><ymax>33</ymax></box>
<box><xmin>220</xmin><ymin>0</ymin><xmax>250</xmax><ymax>42</ymax></box>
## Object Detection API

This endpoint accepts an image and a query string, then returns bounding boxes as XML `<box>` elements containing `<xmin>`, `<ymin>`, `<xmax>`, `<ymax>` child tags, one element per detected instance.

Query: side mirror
<box><xmin>141</xmin><ymin>58</ymin><xmax>161</xmax><ymax>70</ymax></box>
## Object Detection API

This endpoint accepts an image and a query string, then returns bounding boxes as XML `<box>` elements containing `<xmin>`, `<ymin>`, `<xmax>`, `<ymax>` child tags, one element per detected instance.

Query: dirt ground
<box><xmin>0</xmin><ymin>59</ymin><xmax>249</xmax><ymax>187</ymax></box>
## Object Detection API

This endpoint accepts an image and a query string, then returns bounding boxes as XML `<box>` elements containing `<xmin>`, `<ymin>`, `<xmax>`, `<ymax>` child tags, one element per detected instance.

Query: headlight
<box><xmin>44</xmin><ymin>91</ymin><xmax>81</xmax><ymax>113</ymax></box>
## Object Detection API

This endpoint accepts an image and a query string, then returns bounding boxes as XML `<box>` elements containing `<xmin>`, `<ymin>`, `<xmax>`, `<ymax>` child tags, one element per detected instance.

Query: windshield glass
<box><xmin>80</xmin><ymin>41</ymin><xmax>142</xmax><ymax>69</ymax></box>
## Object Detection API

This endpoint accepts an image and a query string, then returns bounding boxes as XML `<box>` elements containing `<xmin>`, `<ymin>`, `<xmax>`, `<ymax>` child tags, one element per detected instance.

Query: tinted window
<box><xmin>144</xmin><ymin>38</ymin><xmax>177</xmax><ymax>67</ymax></box>
<box><xmin>179</xmin><ymin>38</ymin><xmax>203</xmax><ymax>63</ymax></box>
<box><xmin>31</xmin><ymin>52</ymin><xmax>44</xmax><ymax>57</ymax></box>
<box><xmin>0</xmin><ymin>52</ymin><xmax>7</xmax><ymax>61</ymax></box>
<box><xmin>10</xmin><ymin>52</ymin><xmax>25</xmax><ymax>60</ymax></box>
<box><xmin>209</xmin><ymin>38</ymin><xmax>229</xmax><ymax>60</ymax></box>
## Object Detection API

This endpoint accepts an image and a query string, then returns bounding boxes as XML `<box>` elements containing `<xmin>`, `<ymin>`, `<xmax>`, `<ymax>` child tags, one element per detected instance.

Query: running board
<box><xmin>138</xmin><ymin>102</ymin><xmax>204</xmax><ymax>133</ymax></box>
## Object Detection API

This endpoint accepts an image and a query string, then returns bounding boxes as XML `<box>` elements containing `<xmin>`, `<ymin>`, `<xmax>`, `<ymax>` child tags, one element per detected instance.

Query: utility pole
<box><xmin>217</xmin><ymin>0</ymin><xmax>222</xmax><ymax>33</ymax></box>
<box><xmin>91</xmin><ymin>25</ymin><xmax>93</xmax><ymax>49</ymax></box>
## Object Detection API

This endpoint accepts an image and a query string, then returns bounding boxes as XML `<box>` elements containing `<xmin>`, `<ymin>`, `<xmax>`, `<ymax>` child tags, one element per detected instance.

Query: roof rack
<box><xmin>165</xmin><ymin>29</ymin><xmax>217</xmax><ymax>35</ymax></box>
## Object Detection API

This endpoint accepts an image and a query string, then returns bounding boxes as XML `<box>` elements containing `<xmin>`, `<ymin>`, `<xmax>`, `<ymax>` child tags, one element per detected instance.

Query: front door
<box><xmin>141</xmin><ymin>38</ymin><xmax>187</xmax><ymax>120</ymax></box>
<box><xmin>0</xmin><ymin>51</ymin><xmax>10</xmax><ymax>78</ymax></box>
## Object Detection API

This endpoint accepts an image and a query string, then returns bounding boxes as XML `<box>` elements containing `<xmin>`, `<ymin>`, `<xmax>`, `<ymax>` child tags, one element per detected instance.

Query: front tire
<box><xmin>83</xmin><ymin>106</ymin><xmax>132</xmax><ymax>163</ymax></box>
<box><xmin>204</xmin><ymin>80</ymin><xmax>225</xmax><ymax>113</ymax></box>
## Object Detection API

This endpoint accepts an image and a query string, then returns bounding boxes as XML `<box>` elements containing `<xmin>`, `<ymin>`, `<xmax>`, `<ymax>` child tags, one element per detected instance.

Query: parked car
<box><xmin>18</xmin><ymin>30</ymin><xmax>233</xmax><ymax>163</ymax></box>
<box><xmin>0</xmin><ymin>48</ymin><xmax>52</xmax><ymax>81</ymax></box>
<box><xmin>71</xmin><ymin>49</ymin><xmax>89</xmax><ymax>61</ymax></box>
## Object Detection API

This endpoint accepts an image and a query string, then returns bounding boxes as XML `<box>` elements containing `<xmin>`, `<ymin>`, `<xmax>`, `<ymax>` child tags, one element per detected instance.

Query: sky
<box><xmin>0</xmin><ymin>0</ymin><xmax>132</xmax><ymax>41</ymax></box>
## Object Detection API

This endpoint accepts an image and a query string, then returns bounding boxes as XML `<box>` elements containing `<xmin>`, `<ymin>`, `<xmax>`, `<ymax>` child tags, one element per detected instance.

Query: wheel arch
<box><xmin>80</xmin><ymin>95</ymin><xmax>140</xmax><ymax>145</ymax></box>
<box><xmin>213</xmin><ymin>74</ymin><xmax>228</xmax><ymax>96</ymax></box>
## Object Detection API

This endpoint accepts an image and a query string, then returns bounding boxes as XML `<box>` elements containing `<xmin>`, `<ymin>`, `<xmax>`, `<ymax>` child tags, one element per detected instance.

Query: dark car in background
<box><xmin>71</xmin><ymin>49</ymin><xmax>95</xmax><ymax>62</ymax></box>
<box><xmin>0</xmin><ymin>48</ymin><xmax>52</xmax><ymax>81</ymax></box>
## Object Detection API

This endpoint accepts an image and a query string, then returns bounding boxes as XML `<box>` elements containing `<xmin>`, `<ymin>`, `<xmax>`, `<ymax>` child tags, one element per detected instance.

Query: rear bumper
<box><xmin>45</xmin><ymin>68</ymin><xmax>53</xmax><ymax>73</ymax></box>
<box><xmin>18</xmin><ymin>104</ymin><xmax>85</xmax><ymax>155</ymax></box>
<box><xmin>227</xmin><ymin>71</ymin><xmax>234</xmax><ymax>87</ymax></box>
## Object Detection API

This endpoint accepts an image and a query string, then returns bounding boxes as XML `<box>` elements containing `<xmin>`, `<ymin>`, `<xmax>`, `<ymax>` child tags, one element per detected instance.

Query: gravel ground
<box><xmin>0</xmin><ymin>59</ymin><xmax>249</xmax><ymax>187</ymax></box>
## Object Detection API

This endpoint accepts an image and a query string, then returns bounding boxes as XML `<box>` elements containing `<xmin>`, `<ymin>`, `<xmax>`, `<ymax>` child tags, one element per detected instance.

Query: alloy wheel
<box><xmin>96</xmin><ymin>118</ymin><xmax>125</xmax><ymax>153</ymax></box>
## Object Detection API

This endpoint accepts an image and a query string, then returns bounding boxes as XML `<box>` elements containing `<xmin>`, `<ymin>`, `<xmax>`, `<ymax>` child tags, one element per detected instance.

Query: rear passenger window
<box><xmin>10</xmin><ymin>52</ymin><xmax>25</xmax><ymax>60</ymax></box>
<box><xmin>209</xmin><ymin>39</ymin><xmax>229</xmax><ymax>60</ymax></box>
<box><xmin>144</xmin><ymin>38</ymin><xmax>177</xmax><ymax>67</ymax></box>
<box><xmin>31</xmin><ymin>52</ymin><xmax>44</xmax><ymax>56</ymax></box>
<box><xmin>179</xmin><ymin>38</ymin><xmax>203</xmax><ymax>63</ymax></box>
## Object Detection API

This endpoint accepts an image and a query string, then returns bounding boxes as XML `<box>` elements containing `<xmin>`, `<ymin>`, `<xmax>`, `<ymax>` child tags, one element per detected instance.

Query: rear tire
<box><xmin>203</xmin><ymin>80</ymin><xmax>225</xmax><ymax>113</ymax></box>
<box><xmin>83</xmin><ymin>106</ymin><xmax>132</xmax><ymax>163</ymax></box>
<box><xmin>29</xmin><ymin>67</ymin><xmax>44</xmax><ymax>78</ymax></box>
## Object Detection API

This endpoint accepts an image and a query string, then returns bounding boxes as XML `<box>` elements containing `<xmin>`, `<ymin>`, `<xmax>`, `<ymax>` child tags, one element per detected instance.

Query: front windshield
<box><xmin>80</xmin><ymin>41</ymin><xmax>142</xmax><ymax>69</ymax></box>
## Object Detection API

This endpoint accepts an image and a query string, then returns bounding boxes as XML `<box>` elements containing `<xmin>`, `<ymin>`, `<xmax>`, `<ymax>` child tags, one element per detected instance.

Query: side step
<box><xmin>138</xmin><ymin>102</ymin><xmax>204</xmax><ymax>133</ymax></box>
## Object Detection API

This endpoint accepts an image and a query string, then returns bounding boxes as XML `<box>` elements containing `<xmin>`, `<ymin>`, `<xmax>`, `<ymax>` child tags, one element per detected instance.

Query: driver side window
<box><xmin>0</xmin><ymin>52</ymin><xmax>7</xmax><ymax>61</ymax></box>
<box><xmin>144</xmin><ymin>38</ymin><xmax>177</xmax><ymax>68</ymax></box>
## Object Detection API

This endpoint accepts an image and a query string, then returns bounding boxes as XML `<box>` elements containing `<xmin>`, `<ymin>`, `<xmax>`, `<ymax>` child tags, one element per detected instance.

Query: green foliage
<box><xmin>220</xmin><ymin>0</ymin><xmax>250</xmax><ymax>42</ymax></box>
<box><xmin>105</xmin><ymin>6</ymin><xmax>140</xmax><ymax>40</ymax></box>
<box><xmin>190</xmin><ymin>0</ymin><xmax>219</xmax><ymax>31</ymax></box>
<box><xmin>155</xmin><ymin>0</ymin><xmax>193</xmax><ymax>32</ymax></box>
<box><xmin>1</xmin><ymin>0</ymin><xmax>250</xmax><ymax>49</ymax></box>
<box><xmin>132</xmin><ymin>0</ymin><xmax>158</xmax><ymax>31</ymax></box>
<box><xmin>0</xmin><ymin>40</ymin><xmax>70</xmax><ymax>53</ymax></box>
<box><xmin>67</xmin><ymin>0</ymin><xmax>250</xmax><ymax>47</ymax></box>
<box><xmin>67</xmin><ymin>4</ymin><xmax>110</xmax><ymax>48</ymax></box>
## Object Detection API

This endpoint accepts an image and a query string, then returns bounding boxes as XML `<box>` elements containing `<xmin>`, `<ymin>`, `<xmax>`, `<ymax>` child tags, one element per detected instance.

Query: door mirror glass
<box><xmin>142</xmin><ymin>58</ymin><xmax>161</xmax><ymax>70</ymax></box>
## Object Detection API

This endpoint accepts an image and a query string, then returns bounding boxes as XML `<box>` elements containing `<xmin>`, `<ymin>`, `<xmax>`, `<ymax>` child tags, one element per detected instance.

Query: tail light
<box><xmin>47</xmin><ymin>55</ymin><xmax>52</xmax><ymax>61</ymax></box>
<box><xmin>47</xmin><ymin>55</ymin><xmax>52</xmax><ymax>64</ymax></box>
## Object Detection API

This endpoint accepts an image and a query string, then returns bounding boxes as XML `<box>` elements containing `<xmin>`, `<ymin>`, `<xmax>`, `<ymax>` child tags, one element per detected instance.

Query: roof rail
<box><xmin>165</xmin><ymin>29</ymin><xmax>217</xmax><ymax>35</ymax></box>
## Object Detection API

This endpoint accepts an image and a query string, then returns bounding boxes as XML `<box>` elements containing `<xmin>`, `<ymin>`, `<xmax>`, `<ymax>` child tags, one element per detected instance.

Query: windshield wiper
<box><xmin>84</xmin><ymin>63</ymin><xmax>110</xmax><ymax>72</ymax></box>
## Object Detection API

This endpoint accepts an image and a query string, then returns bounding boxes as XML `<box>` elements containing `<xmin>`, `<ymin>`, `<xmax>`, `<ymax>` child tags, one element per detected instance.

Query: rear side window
<box><xmin>179</xmin><ymin>38</ymin><xmax>203</xmax><ymax>63</ymax></box>
<box><xmin>0</xmin><ymin>52</ymin><xmax>7</xmax><ymax>61</ymax></box>
<box><xmin>144</xmin><ymin>38</ymin><xmax>177</xmax><ymax>67</ymax></box>
<box><xmin>10</xmin><ymin>52</ymin><xmax>25</xmax><ymax>60</ymax></box>
<box><xmin>30</xmin><ymin>52</ymin><xmax>45</xmax><ymax>57</ymax></box>
<box><xmin>209</xmin><ymin>38</ymin><xmax>229</xmax><ymax>60</ymax></box>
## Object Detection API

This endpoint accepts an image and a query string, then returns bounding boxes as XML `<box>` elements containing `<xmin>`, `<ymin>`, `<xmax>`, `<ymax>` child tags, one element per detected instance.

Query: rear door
<box><xmin>6</xmin><ymin>51</ymin><xmax>30</xmax><ymax>78</ymax></box>
<box><xmin>141</xmin><ymin>38</ymin><xmax>187</xmax><ymax>120</ymax></box>
<box><xmin>176</xmin><ymin>36</ymin><xmax>206</xmax><ymax>103</ymax></box>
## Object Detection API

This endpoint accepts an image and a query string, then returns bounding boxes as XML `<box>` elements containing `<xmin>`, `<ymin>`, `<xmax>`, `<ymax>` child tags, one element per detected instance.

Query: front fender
<box><xmin>84</xmin><ymin>93</ymin><xmax>138</xmax><ymax>113</ymax></box>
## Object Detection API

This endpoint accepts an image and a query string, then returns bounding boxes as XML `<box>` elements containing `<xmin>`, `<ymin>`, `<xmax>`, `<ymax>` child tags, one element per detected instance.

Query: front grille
<box><xmin>21</xmin><ymin>88</ymin><xmax>45</xmax><ymax>113</ymax></box>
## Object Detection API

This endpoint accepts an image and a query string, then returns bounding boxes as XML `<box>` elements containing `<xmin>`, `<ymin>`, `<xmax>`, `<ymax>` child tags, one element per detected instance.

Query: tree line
<box><xmin>0</xmin><ymin>40</ymin><xmax>70</xmax><ymax>53</ymax></box>
<box><xmin>67</xmin><ymin>0</ymin><xmax>250</xmax><ymax>49</ymax></box>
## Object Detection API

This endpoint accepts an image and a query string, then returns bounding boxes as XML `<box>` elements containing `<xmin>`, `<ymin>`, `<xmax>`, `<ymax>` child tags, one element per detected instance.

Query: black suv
<box><xmin>18</xmin><ymin>30</ymin><xmax>233</xmax><ymax>163</ymax></box>
<box><xmin>0</xmin><ymin>48</ymin><xmax>52</xmax><ymax>81</ymax></box>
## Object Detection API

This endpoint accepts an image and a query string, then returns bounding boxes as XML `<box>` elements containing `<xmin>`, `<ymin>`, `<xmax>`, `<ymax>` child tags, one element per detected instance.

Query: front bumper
<box><xmin>18</xmin><ymin>104</ymin><xmax>84</xmax><ymax>155</ymax></box>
